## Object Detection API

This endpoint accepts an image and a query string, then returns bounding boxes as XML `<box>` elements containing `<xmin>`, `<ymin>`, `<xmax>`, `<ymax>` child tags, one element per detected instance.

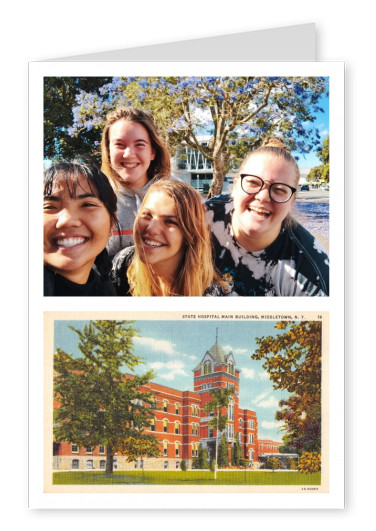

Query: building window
<box><xmin>86</xmin><ymin>446</ymin><xmax>92</xmax><ymax>454</ymax></box>
<box><xmin>203</xmin><ymin>361</ymin><xmax>212</xmax><ymax>375</ymax></box>
<box><xmin>175</xmin><ymin>422</ymin><xmax>179</xmax><ymax>434</ymax></box>
<box><xmin>175</xmin><ymin>442</ymin><xmax>179</xmax><ymax>457</ymax></box>
<box><xmin>150</xmin><ymin>418</ymin><xmax>155</xmax><ymax>431</ymax></box>
<box><xmin>164</xmin><ymin>461</ymin><xmax>169</xmax><ymax>469</ymax></box>
<box><xmin>163</xmin><ymin>441</ymin><xmax>168</xmax><ymax>456</ymax></box>
<box><xmin>72</xmin><ymin>459</ymin><xmax>79</xmax><ymax>469</ymax></box>
<box><xmin>249</xmin><ymin>420</ymin><xmax>254</xmax><ymax>430</ymax></box>
<box><xmin>163</xmin><ymin>400</ymin><xmax>168</xmax><ymax>412</ymax></box>
<box><xmin>249</xmin><ymin>449</ymin><xmax>254</xmax><ymax>461</ymax></box>
<box><xmin>86</xmin><ymin>460</ymin><xmax>94</xmax><ymax>469</ymax></box>
<box><xmin>176</xmin><ymin>461</ymin><xmax>180</xmax><ymax>469</ymax></box>
<box><xmin>99</xmin><ymin>445</ymin><xmax>105</xmax><ymax>454</ymax></box>
<box><xmin>227</xmin><ymin>400</ymin><xmax>234</xmax><ymax>421</ymax></box>
<box><xmin>100</xmin><ymin>460</ymin><xmax>105</xmax><ymax>470</ymax></box>
<box><xmin>134</xmin><ymin>461</ymin><xmax>138</xmax><ymax>469</ymax></box>
<box><xmin>71</xmin><ymin>444</ymin><xmax>78</xmax><ymax>453</ymax></box>
<box><xmin>163</xmin><ymin>419</ymin><xmax>168</xmax><ymax>433</ymax></box>
<box><xmin>249</xmin><ymin>434</ymin><xmax>254</xmax><ymax>444</ymax></box>
<box><xmin>227</xmin><ymin>362</ymin><xmax>234</xmax><ymax>375</ymax></box>
<box><xmin>209</xmin><ymin>428</ymin><xmax>214</xmax><ymax>438</ymax></box>
<box><xmin>175</xmin><ymin>403</ymin><xmax>180</xmax><ymax>415</ymax></box>
<box><xmin>239</xmin><ymin>418</ymin><xmax>243</xmax><ymax>428</ymax></box>
<box><xmin>239</xmin><ymin>433</ymin><xmax>242</xmax><ymax>444</ymax></box>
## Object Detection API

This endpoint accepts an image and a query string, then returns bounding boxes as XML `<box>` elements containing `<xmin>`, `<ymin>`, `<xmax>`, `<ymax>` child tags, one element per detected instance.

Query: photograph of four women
<box><xmin>43</xmin><ymin>106</ymin><xmax>329</xmax><ymax>297</ymax></box>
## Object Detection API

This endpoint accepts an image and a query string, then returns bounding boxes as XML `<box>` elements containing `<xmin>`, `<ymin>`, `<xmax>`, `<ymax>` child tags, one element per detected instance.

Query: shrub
<box><xmin>209</xmin><ymin>459</ymin><xmax>215</xmax><ymax>472</ymax></box>
<box><xmin>286</xmin><ymin>458</ymin><xmax>297</xmax><ymax>470</ymax></box>
<box><xmin>180</xmin><ymin>459</ymin><xmax>187</xmax><ymax>472</ymax></box>
<box><xmin>267</xmin><ymin>457</ymin><xmax>282</xmax><ymax>471</ymax></box>
<box><xmin>297</xmin><ymin>452</ymin><xmax>321</xmax><ymax>474</ymax></box>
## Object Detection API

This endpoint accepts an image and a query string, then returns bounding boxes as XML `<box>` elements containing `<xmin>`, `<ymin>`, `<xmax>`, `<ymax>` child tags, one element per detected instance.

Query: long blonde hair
<box><xmin>127</xmin><ymin>180</ymin><xmax>218</xmax><ymax>296</ymax></box>
<box><xmin>100</xmin><ymin>107</ymin><xmax>171</xmax><ymax>192</ymax></box>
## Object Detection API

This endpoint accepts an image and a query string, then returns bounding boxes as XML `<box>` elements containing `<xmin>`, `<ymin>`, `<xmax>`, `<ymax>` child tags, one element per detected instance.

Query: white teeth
<box><xmin>122</xmin><ymin>163</ymin><xmax>138</xmax><ymax>168</ymax></box>
<box><xmin>250</xmin><ymin>207</ymin><xmax>270</xmax><ymax>216</ymax></box>
<box><xmin>144</xmin><ymin>239</ymin><xmax>164</xmax><ymax>247</ymax></box>
<box><xmin>56</xmin><ymin>237</ymin><xmax>86</xmax><ymax>247</ymax></box>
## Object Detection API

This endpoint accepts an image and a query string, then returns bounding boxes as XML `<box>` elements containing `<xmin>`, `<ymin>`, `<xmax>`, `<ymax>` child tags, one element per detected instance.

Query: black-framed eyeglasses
<box><xmin>240</xmin><ymin>174</ymin><xmax>296</xmax><ymax>203</ymax></box>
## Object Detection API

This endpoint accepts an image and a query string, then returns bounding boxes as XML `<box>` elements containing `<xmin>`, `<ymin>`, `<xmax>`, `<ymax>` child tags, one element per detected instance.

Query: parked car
<box><xmin>300</xmin><ymin>184</ymin><xmax>309</xmax><ymax>191</ymax></box>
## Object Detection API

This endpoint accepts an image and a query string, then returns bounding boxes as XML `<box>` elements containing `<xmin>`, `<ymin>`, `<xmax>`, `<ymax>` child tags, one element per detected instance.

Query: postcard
<box><xmin>28</xmin><ymin>61</ymin><xmax>344</xmax><ymax>509</ymax></box>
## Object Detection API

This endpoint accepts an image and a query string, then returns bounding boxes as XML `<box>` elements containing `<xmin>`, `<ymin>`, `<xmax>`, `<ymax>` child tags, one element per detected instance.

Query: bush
<box><xmin>180</xmin><ymin>460</ymin><xmax>187</xmax><ymax>471</ymax></box>
<box><xmin>209</xmin><ymin>459</ymin><xmax>215</xmax><ymax>473</ymax></box>
<box><xmin>297</xmin><ymin>452</ymin><xmax>321</xmax><ymax>474</ymax></box>
<box><xmin>267</xmin><ymin>457</ymin><xmax>282</xmax><ymax>471</ymax></box>
<box><xmin>286</xmin><ymin>458</ymin><xmax>297</xmax><ymax>470</ymax></box>
<box><xmin>239</xmin><ymin>458</ymin><xmax>249</xmax><ymax>468</ymax></box>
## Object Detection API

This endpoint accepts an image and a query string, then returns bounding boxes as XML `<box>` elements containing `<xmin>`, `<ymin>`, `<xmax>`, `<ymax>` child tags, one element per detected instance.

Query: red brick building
<box><xmin>53</xmin><ymin>339</ymin><xmax>282</xmax><ymax>471</ymax></box>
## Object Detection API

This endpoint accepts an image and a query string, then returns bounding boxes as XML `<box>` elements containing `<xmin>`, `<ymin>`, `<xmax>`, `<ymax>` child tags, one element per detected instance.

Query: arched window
<box><xmin>163</xmin><ymin>400</ymin><xmax>168</xmax><ymax>412</ymax></box>
<box><xmin>239</xmin><ymin>418</ymin><xmax>243</xmax><ymax>428</ymax></box>
<box><xmin>203</xmin><ymin>361</ymin><xmax>212</xmax><ymax>375</ymax></box>
<box><xmin>163</xmin><ymin>441</ymin><xmax>168</xmax><ymax>456</ymax></box>
<box><xmin>227</xmin><ymin>399</ymin><xmax>234</xmax><ymax>421</ymax></box>
<box><xmin>150</xmin><ymin>418</ymin><xmax>155</xmax><ymax>431</ymax></box>
<box><xmin>163</xmin><ymin>419</ymin><xmax>168</xmax><ymax>433</ymax></box>
<box><xmin>227</xmin><ymin>361</ymin><xmax>234</xmax><ymax>375</ymax></box>
<box><xmin>175</xmin><ymin>403</ymin><xmax>180</xmax><ymax>415</ymax></box>
<box><xmin>174</xmin><ymin>421</ymin><xmax>179</xmax><ymax>434</ymax></box>
<box><xmin>175</xmin><ymin>442</ymin><xmax>179</xmax><ymax>457</ymax></box>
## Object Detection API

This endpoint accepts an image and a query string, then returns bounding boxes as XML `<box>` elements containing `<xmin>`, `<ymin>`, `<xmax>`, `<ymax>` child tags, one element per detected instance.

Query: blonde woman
<box><xmin>101</xmin><ymin>106</ymin><xmax>171</xmax><ymax>256</ymax></box>
<box><xmin>111</xmin><ymin>180</ymin><xmax>224</xmax><ymax>296</ymax></box>
<box><xmin>206</xmin><ymin>137</ymin><xmax>329</xmax><ymax>296</ymax></box>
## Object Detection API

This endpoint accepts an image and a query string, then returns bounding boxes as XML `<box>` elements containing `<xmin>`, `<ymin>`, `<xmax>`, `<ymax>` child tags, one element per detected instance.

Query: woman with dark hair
<box><xmin>43</xmin><ymin>158</ymin><xmax>119</xmax><ymax>296</ymax></box>
<box><xmin>111</xmin><ymin>180</ymin><xmax>224</xmax><ymax>296</ymax></box>
<box><xmin>101</xmin><ymin>106</ymin><xmax>171</xmax><ymax>257</ymax></box>
<box><xmin>206</xmin><ymin>137</ymin><xmax>329</xmax><ymax>296</ymax></box>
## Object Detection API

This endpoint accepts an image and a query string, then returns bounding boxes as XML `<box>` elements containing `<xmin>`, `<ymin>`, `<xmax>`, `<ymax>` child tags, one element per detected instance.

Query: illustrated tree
<box><xmin>307</xmin><ymin>135</ymin><xmax>329</xmax><ymax>183</ymax></box>
<box><xmin>53</xmin><ymin>320</ymin><xmax>160</xmax><ymax>474</ymax></box>
<box><xmin>48</xmin><ymin>76</ymin><xmax>328</xmax><ymax>197</ymax></box>
<box><xmin>252</xmin><ymin>321</ymin><xmax>321</xmax><ymax>454</ymax></box>
<box><xmin>204</xmin><ymin>387</ymin><xmax>234</xmax><ymax>477</ymax></box>
<box><xmin>217</xmin><ymin>433</ymin><xmax>229</xmax><ymax>468</ymax></box>
<box><xmin>231</xmin><ymin>434</ymin><xmax>242</xmax><ymax>466</ymax></box>
<box><xmin>193</xmin><ymin>443</ymin><xmax>209</xmax><ymax>469</ymax></box>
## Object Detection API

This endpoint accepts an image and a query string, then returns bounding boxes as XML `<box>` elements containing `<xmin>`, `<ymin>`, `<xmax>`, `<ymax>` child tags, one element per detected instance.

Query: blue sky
<box><xmin>53</xmin><ymin>319</ymin><xmax>300</xmax><ymax>443</ymax></box>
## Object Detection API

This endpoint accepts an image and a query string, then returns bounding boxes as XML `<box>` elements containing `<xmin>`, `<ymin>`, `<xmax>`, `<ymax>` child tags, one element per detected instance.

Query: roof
<box><xmin>193</xmin><ymin>341</ymin><xmax>232</xmax><ymax>371</ymax></box>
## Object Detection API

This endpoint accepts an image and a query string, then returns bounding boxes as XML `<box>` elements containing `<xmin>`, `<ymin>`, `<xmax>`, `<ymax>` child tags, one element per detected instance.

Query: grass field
<box><xmin>53</xmin><ymin>470</ymin><xmax>321</xmax><ymax>486</ymax></box>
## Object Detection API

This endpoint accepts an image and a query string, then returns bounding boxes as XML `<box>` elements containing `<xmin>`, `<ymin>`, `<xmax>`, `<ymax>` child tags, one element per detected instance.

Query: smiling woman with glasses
<box><xmin>206</xmin><ymin>137</ymin><xmax>329</xmax><ymax>296</ymax></box>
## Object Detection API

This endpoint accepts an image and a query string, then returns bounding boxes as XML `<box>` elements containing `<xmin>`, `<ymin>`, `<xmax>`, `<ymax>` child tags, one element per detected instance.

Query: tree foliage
<box><xmin>231</xmin><ymin>435</ymin><xmax>242</xmax><ymax>466</ymax></box>
<box><xmin>53</xmin><ymin>320</ymin><xmax>160</xmax><ymax>473</ymax></box>
<box><xmin>307</xmin><ymin>136</ymin><xmax>329</xmax><ymax>183</ymax></box>
<box><xmin>252</xmin><ymin>321</ymin><xmax>321</xmax><ymax>453</ymax></box>
<box><xmin>297</xmin><ymin>452</ymin><xmax>321</xmax><ymax>474</ymax></box>
<box><xmin>44</xmin><ymin>77</ymin><xmax>112</xmax><ymax>161</ymax></box>
<box><xmin>217</xmin><ymin>433</ymin><xmax>229</xmax><ymax>468</ymax></box>
<box><xmin>46</xmin><ymin>76</ymin><xmax>328</xmax><ymax>196</ymax></box>
<box><xmin>192</xmin><ymin>443</ymin><xmax>209</xmax><ymax>469</ymax></box>
<box><xmin>203</xmin><ymin>387</ymin><xmax>234</xmax><ymax>433</ymax></box>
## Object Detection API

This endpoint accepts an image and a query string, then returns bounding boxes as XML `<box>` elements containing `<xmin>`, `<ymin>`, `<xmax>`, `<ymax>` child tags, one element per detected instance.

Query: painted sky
<box><xmin>53</xmin><ymin>318</ymin><xmax>307</xmax><ymax>443</ymax></box>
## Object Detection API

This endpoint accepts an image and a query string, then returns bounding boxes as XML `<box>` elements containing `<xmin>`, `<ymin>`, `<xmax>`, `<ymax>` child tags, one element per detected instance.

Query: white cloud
<box><xmin>257</xmin><ymin>396</ymin><xmax>280</xmax><ymax>408</ymax></box>
<box><xmin>134</xmin><ymin>336</ymin><xmax>177</xmax><ymax>356</ymax></box>
<box><xmin>261</xmin><ymin>420</ymin><xmax>284</xmax><ymax>430</ymax></box>
<box><xmin>259</xmin><ymin>371</ymin><xmax>270</xmax><ymax>380</ymax></box>
<box><xmin>148</xmin><ymin>359</ymin><xmax>189</xmax><ymax>381</ymax></box>
<box><xmin>241</xmin><ymin>367</ymin><xmax>255</xmax><ymax>379</ymax></box>
<box><xmin>222</xmin><ymin>344</ymin><xmax>249</xmax><ymax>355</ymax></box>
<box><xmin>160</xmin><ymin>368</ymin><xmax>189</xmax><ymax>380</ymax></box>
<box><xmin>253</xmin><ymin>391</ymin><xmax>269</xmax><ymax>404</ymax></box>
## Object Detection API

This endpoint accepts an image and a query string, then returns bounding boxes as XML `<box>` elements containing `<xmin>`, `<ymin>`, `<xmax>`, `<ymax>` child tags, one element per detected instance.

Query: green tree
<box><xmin>193</xmin><ymin>444</ymin><xmax>209</xmax><ymax>469</ymax></box>
<box><xmin>63</xmin><ymin>76</ymin><xmax>328</xmax><ymax>197</ymax></box>
<box><xmin>267</xmin><ymin>457</ymin><xmax>282</xmax><ymax>471</ymax></box>
<box><xmin>231</xmin><ymin>434</ymin><xmax>242</xmax><ymax>466</ymax></box>
<box><xmin>217</xmin><ymin>433</ymin><xmax>229</xmax><ymax>468</ymax></box>
<box><xmin>252</xmin><ymin>321</ymin><xmax>321</xmax><ymax>454</ymax></box>
<box><xmin>44</xmin><ymin>77</ymin><xmax>112</xmax><ymax>161</ymax></box>
<box><xmin>203</xmin><ymin>387</ymin><xmax>234</xmax><ymax>477</ymax></box>
<box><xmin>53</xmin><ymin>320</ymin><xmax>160</xmax><ymax>474</ymax></box>
<box><xmin>307</xmin><ymin>136</ymin><xmax>329</xmax><ymax>183</ymax></box>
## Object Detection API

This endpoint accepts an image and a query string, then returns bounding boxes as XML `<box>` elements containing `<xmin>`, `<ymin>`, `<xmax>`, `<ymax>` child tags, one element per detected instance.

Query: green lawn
<box><xmin>53</xmin><ymin>470</ymin><xmax>321</xmax><ymax>486</ymax></box>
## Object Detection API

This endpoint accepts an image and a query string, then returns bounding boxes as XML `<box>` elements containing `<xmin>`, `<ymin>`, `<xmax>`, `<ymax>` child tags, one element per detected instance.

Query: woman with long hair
<box><xmin>43</xmin><ymin>158</ymin><xmax>118</xmax><ymax>296</ymax></box>
<box><xmin>206</xmin><ymin>137</ymin><xmax>329</xmax><ymax>296</ymax></box>
<box><xmin>101</xmin><ymin>106</ymin><xmax>171</xmax><ymax>257</ymax></box>
<box><xmin>111</xmin><ymin>180</ymin><xmax>224</xmax><ymax>296</ymax></box>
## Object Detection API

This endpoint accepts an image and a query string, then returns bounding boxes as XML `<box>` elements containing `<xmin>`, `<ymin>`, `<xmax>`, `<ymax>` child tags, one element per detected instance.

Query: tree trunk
<box><xmin>207</xmin><ymin>152</ymin><xmax>229</xmax><ymax>199</ymax></box>
<box><xmin>105</xmin><ymin>445</ymin><xmax>114</xmax><ymax>474</ymax></box>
